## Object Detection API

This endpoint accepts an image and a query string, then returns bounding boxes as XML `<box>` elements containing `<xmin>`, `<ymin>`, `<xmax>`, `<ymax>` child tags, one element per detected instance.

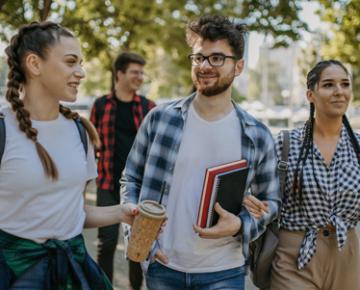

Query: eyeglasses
<box><xmin>127</xmin><ymin>70</ymin><xmax>144</xmax><ymax>77</ymax></box>
<box><xmin>188</xmin><ymin>53</ymin><xmax>238</xmax><ymax>67</ymax></box>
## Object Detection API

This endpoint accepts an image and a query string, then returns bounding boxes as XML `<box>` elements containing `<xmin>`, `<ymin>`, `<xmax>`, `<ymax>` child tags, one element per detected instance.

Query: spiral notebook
<box><xmin>197</xmin><ymin>160</ymin><xmax>249</xmax><ymax>228</ymax></box>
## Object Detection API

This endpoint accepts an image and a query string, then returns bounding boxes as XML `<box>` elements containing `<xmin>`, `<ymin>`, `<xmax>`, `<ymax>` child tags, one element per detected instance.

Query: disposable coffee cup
<box><xmin>127</xmin><ymin>200</ymin><xmax>166</xmax><ymax>262</ymax></box>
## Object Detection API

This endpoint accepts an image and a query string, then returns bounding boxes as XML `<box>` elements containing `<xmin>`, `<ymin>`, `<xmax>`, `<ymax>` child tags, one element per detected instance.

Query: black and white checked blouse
<box><xmin>276</xmin><ymin>125</ymin><xmax>360</xmax><ymax>269</ymax></box>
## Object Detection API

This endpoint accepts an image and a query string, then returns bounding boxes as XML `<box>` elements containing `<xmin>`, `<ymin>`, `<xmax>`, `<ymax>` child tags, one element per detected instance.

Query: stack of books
<box><xmin>197</xmin><ymin>159</ymin><xmax>249</xmax><ymax>228</ymax></box>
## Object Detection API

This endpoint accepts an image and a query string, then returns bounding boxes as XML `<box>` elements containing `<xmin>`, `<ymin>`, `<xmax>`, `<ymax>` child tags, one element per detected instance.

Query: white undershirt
<box><xmin>159</xmin><ymin>103</ymin><xmax>245</xmax><ymax>273</ymax></box>
<box><xmin>0</xmin><ymin>107</ymin><xmax>97</xmax><ymax>243</ymax></box>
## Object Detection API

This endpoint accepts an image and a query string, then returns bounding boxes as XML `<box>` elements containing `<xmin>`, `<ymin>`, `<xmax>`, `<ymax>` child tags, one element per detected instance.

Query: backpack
<box><xmin>140</xmin><ymin>95</ymin><xmax>152</xmax><ymax>116</ymax></box>
<box><xmin>95</xmin><ymin>94</ymin><xmax>152</xmax><ymax>120</ymax></box>
<box><xmin>0</xmin><ymin>112</ymin><xmax>88</xmax><ymax>167</ymax></box>
<box><xmin>249</xmin><ymin>130</ymin><xmax>290</xmax><ymax>290</ymax></box>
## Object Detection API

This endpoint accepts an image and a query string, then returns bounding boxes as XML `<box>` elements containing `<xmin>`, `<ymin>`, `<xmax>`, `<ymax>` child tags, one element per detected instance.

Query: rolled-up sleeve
<box><xmin>236</xmin><ymin>130</ymin><xmax>281</xmax><ymax>259</ymax></box>
<box><xmin>120</xmin><ymin>112</ymin><xmax>153</xmax><ymax>205</ymax></box>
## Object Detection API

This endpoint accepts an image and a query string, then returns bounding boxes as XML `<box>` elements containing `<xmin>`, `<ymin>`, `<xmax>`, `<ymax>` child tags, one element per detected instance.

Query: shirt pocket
<box><xmin>336</xmin><ymin>161</ymin><xmax>360</xmax><ymax>220</ymax></box>
<box><xmin>337</xmin><ymin>160</ymin><xmax>360</xmax><ymax>192</ymax></box>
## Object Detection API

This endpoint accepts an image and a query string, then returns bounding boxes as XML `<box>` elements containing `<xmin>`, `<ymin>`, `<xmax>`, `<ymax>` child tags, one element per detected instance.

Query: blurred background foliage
<box><xmin>318</xmin><ymin>0</ymin><xmax>360</xmax><ymax>103</ymax></box>
<box><xmin>0</xmin><ymin>0</ymin><xmax>359</xmax><ymax>103</ymax></box>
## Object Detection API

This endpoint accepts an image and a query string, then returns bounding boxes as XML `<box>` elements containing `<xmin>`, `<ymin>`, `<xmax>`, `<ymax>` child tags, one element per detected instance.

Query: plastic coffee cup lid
<box><xmin>140</xmin><ymin>200</ymin><xmax>166</xmax><ymax>217</ymax></box>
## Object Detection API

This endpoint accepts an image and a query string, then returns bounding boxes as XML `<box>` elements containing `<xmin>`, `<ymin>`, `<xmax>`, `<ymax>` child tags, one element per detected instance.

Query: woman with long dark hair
<box><xmin>0</xmin><ymin>22</ymin><xmax>135</xmax><ymax>289</ymax></box>
<box><xmin>245</xmin><ymin>60</ymin><xmax>360</xmax><ymax>290</ymax></box>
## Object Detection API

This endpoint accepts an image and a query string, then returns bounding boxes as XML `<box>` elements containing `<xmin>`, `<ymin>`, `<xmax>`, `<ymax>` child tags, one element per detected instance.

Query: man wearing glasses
<box><xmin>121</xmin><ymin>16</ymin><xmax>280</xmax><ymax>290</ymax></box>
<box><xmin>90</xmin><ymin>52</ymin><xmax>155</xmax><ymax>290</ymax></box>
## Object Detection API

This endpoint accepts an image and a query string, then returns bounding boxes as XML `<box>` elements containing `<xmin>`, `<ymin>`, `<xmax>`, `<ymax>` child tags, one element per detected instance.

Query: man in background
<box><xmin>90</xmin><ymin>52</ymin><xmax>155</xmax><ymax>290</ymax></box>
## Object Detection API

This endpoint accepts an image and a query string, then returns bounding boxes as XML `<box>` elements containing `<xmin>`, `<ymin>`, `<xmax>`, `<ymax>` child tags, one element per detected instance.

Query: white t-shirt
<box><xmin>159</xmin><ymin>103</ymin><xmax>245</xmax><ymax>273</ymax></box>
<box><xmin>0</xmin><ymin>107</ymin><xmax>97</xmax><ymax>243</ymax></box>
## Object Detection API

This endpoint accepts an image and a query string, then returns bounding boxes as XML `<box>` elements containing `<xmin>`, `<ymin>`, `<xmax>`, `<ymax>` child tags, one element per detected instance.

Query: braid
<box><xmin>4</xmin><ymin>21</ymin><xmax>73</xmax><ymax>180</ymax></box>
<box><xmin>343</xmin><ymin>115</ymin><xmax>360</xmax><ymax>164</ymax></box>
<box><xmin>292</xmin><ymin>103</ymin><xmax>315</xmax><ymax>203</ymax></box>
<box><xmin>5</xmin><ymin>60</ymin><xmax>59</xmax><ymax>180</ymax></box>
<box><xmin>59</xmin><ymin>105</ymin><xmax>101</xmax><ymax>149</ymax></box>
<box><xmin>59</xmin><ymin>104</ymin><xmax>80</xmax><ymax>119</ymax></box>
<box><xmin>308</xmin><ymin>103</ymin><xmax>324</xmax><ymax>193</ymax></box>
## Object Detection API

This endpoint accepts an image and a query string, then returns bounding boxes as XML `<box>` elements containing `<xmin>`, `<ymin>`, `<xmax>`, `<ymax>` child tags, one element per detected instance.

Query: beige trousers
<box><xmin>270</xmin><ymin>228</ymin><xmax>360</xmax><ymax>290</ymax></box>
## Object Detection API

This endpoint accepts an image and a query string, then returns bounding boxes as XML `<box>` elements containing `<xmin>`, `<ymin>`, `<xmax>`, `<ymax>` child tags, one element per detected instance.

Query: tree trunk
<box><xmin>0</xmin><ymin>0</ymin><xmax>9</xmax><ymax>11</ymax></box>
<box><xmin>39</xmin><ymin>0</ymin><xmax>52</xmax><ymax>21</ymax></box>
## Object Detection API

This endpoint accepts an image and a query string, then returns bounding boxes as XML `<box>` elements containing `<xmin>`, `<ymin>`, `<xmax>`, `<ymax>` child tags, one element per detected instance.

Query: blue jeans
<box><xmin>146</xmin><ymin>261</ymin><xmax>246</xmax><ymax>290</ymax></box>
<box><xmin>10</xmin><ymin>257</ymin><xmax>48</xmax><ymax>290</ymax></box>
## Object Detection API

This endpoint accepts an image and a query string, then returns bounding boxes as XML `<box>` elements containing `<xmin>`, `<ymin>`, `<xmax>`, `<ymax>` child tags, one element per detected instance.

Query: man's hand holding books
<box><xmin>193</xmin><ymin>202</ymin><xmax>242</xmax><ymax>238</ymax></box>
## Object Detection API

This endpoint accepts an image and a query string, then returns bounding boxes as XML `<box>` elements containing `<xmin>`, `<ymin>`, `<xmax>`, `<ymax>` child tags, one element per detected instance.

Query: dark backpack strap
<box><xmin>0</xmin><ymin>115</ymin><xmax>88</xmax><ymax>166</ymax></box>
<box><xmin>139</xmin><ymin>96</ymin><xmax>150</xmax><ymax>116</ymax></box>
<box><xmin>74</xmin><ymin>118</ymin><xmax>88</xmax><ymax>156</ymax></box>
<box><xmin>278</xmin><ymin>130</ymin><xmax>290</xmax><ymax>199</ymax></box>
<box><xmin>0</xmin><ymin>113</ymin><xmax>5</xmax><ymax>167</ymax></box>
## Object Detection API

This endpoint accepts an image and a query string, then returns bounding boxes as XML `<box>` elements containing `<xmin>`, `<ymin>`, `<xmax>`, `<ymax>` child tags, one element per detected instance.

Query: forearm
<box><xmin>246</xmin><ymin>133</ymin><xmax>281</xmax><ymax>237</ymax></box>
<box><xmin>238</xmin><ymin>199</ymin><xmax>279</xmax><ymax>240</ymax></box>
<box><xmin>84</xmin><ymin>204</ymin><xmax>124</xmax><ymax>228</ymax></box>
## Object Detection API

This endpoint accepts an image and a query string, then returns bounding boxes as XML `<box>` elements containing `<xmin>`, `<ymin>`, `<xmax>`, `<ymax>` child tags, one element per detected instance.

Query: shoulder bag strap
<box><xmin>278</xmin><ymin>130</ymin><xmax>290</xmax><ymax>199</ymax></box>
<box><xmin>271</xmin><ymin>130</ymin><xmax>290</xmax><ymax>224</ymax></box>
<box><xmin>0</xmin><ymin>113</ymin><xmax>5</xmax><ymax>167</ymax></box>
<box><xmin>139</xmin><ymin>96</ymin><xmax>150</xmax><ymax>116</ymax></box>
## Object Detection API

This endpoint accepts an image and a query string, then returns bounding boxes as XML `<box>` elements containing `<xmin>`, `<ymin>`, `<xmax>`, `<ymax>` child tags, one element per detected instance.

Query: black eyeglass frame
<box><xmin>188</xmin><ymin>53</ymin><xmax>239</xmax><ymax>67</ymax></box>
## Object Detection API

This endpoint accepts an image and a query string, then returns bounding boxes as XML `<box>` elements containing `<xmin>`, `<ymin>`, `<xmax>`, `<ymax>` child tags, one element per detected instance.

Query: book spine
<box><xmin>197</xmin><ymin>169</ymin><xmax>211</xmax><ymax>227</ymax></box>
<box><xmin>206</xmin><ymin>177</ymin><xmax>221</xmax><ymax>227</ymax></box>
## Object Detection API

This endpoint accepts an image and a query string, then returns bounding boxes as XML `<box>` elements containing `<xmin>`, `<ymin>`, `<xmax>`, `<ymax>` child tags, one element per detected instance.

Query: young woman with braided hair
<box><xmin>244</xmin><ymin>60</ymin><xmax>360</xmax><ymax>290</ymax></box>
<box><xmin>0</xmin><ymin>22</ymin><xmax>136</xmax><ymax>289</ymax></box>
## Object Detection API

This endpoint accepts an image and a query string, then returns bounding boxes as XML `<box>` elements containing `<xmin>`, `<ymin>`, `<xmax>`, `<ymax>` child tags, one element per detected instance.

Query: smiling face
<box><xmin>191</xmin><ymin>38</ymin><xmax>244</xmax><ymax>97</ymax></box>
<box><xmin>116</xmin><ymin>62</ymin><xmax>144</xmax><ymax>94</ymax></box>
<box><xmin>307</xmin><ymin>64</ymin><xmax>352</xmax><ymax>119</ymax></box>
<box><xmin>36</xmin><ymin>36</ymin><xmax>85</xmax><ymax>103</ymax></box>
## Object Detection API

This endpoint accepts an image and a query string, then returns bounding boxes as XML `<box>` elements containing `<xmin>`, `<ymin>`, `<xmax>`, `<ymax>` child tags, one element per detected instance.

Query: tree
<box><xmin>0</xmin><ymin>56</ymin><xmax>7</xmax><ymax>97</ymax></box>
<box><xmin>317</xmin><ymin>0</ymin><xmax>360</xmax><ymax>102</ymax></box>
<box><xmin>248</xmin><ymin>68</ymin><xmax>261</xmax><ymax>101</ymax></box>
<box><xmin>0</xmin><ymin>0</ymin><xmax>308</xmax><ymax>99</ymax></box>
<box><xmin>297</xmin><ymin>36</ymin><xmax>322</xmax><ymax>89</ymax></box>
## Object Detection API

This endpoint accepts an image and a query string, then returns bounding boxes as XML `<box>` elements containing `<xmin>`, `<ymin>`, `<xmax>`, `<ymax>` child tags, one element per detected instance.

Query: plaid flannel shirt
<box><xmin>121</xmin><ymin>94</ymin><xmax>281</xmax><ymax>263</ymax></box>
<box><xmin>0</xmin><ymin>230</ymin><xmax>112</xmax><ymax>290</ymax></box>
<box><xmin>90</xmin><ymin>92</ymin><xmax>155</xmax><ymax>191</ymax></box>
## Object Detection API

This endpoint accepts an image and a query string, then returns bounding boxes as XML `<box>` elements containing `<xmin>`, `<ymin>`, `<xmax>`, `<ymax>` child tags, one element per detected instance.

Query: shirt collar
<box><xmin>173</xmin><ymin>93</ymin><xmax>258</xmax><ymax>149</ymax></box>
<box><xmin>297</xmin><ymin>122</ymin><xmax>347</xmax><ymax>143</ymax></box>
<box><xmin>174</xmin><ymin>93</ymin><xmax>257</xmax><ymax>126</ymax></box>
<box><xmin>106</xmin><ymin>91</ymin><xmax>140</xmax><ymax>104</ymax></box>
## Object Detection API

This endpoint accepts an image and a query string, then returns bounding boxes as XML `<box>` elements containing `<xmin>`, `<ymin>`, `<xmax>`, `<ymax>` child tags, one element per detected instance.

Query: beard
<box><xmin>193</xmin><ymin>71</ymin><xmax>234</xmax><ymax>97</ymax></box>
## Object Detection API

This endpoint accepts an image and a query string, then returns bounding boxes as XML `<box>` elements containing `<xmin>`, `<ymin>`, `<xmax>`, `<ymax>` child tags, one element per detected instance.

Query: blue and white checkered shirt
<box><xmin>276</xmin><ymin>126</ymin><xmax>360</xmax><ymax>269</ymax></box>
<box><xmin>121</xmin><ymin>95</ymin><xmax>281</xmax><ymax>263</ymax></box>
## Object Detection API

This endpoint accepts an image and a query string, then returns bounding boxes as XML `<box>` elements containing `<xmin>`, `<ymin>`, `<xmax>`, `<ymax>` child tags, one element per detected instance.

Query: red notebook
<box><xmin>197</xmin><ymin>159</ymin><xmax>248</xmax><ymax>228</ymax></box>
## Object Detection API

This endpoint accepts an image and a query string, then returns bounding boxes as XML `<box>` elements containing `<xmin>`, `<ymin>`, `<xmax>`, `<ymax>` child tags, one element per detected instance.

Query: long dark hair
<box><xmin>292</xmin><ymin>60</ymin><xmax>360</xmax><ymax>201</ymax></box>
<box><xmin>5</xmin><ymin>21</ymin><xmax>100</xmax><ymax>180</ymax></box>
